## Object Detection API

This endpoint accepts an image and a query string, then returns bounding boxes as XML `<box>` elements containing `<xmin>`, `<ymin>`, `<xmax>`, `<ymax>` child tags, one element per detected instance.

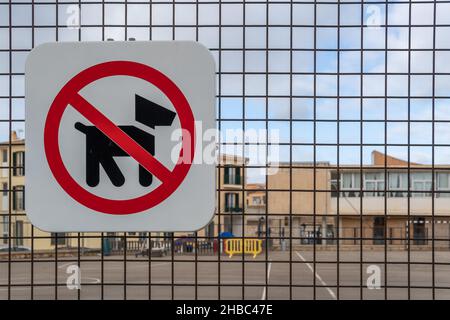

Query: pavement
<box><xmin>1</xmin><ymin>250</ymin><xmax>450</xmax><ymax>300</ymax></box>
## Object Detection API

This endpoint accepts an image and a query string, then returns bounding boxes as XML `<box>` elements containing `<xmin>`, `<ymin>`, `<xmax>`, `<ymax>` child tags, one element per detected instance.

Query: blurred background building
<box><xmin>3</xmin><ymin>131</ymin><xmax>450</xmax><ymax>256</ymax></box>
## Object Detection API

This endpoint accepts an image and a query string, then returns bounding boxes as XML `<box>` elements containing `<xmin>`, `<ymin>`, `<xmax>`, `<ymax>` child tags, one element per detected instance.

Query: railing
<box><xmin>224</xmin><ymin>207</ymin><xmax>243</xmax><ymax>213</ymax></box>
<box><xmin>224</xmin><ymin>239</ymin><xmax>263</xmax><ymax>258</ymax></box>
<box><xmin>224</xmin><ymin>176</ymin><xmax>241</xmax><ymax>185</ymax></box>
<box><xmin>109</xmin><ymin>239</ymin><xmax>217</xmax><ymax>255</ymax></box>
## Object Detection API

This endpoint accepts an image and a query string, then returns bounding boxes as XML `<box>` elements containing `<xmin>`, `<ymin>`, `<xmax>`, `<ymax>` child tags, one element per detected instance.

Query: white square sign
<box><xmin>25</xmin><ymin>41</ymin><xmax>216</xmax><ymax>232</ymax></box>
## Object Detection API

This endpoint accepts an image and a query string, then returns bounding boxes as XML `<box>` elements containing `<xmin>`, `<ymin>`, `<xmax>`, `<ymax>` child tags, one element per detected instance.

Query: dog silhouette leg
<box><xmin>139</xmin><ymin>165</ymin><xmax>153</xmax><ymax>187</ymax></box>
<box><xmin>75</xmin><ymin>122</ymin><xmax>100</xmax><ymax>187</ymax></box>
<box><xmin>99</xmin><ymin>156</ymin><xmax>125</xmax><ymax>187</ymax></box>
<box><xmin>86</xmin><ymin>153</ymin><xmax>100</xmax><ymax>187</ymax></box>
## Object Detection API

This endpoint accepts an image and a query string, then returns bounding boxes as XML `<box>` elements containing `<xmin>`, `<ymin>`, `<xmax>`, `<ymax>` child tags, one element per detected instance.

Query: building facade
<box><xmin>206</xmin><ymin>154</ymin><xmax>247</xmax><ymax>238</ymax></box>
<box><xmin>0</xmin><ymin>131</ymin><xmax>101</xmax><ymax>252</ymax></box>
<box><xmin>0</xmin><ymin>141</ymin><xmax>252</xmax><ymax>251</ymax></box>
<box><xmin>3</xmin><ymin>130</ymin><xmax>448</xmax><ymax>252</ymax></box>
<box><xmin>267</xmin><ymin>151</ymin><xmax>450</xmax><ymax>249</ymax></box>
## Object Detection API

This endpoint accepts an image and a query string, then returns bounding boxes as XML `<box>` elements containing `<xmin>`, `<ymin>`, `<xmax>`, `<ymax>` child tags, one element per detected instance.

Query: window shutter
<box><xmin>12</xmin><ymin>187</ymin><xmax>16</xmax><ymax>211</ymax></box>
<box><xmin>235</xmin><ymin>167</ymin><xmax>241</xmax><ymax>184</ymax></box>
<box><xmin>224</xmin><ymin>167</ymin><xmax>229</xmax><ymax>184</ymax></box>
<box><xmin>22</xmin><ymin>187</ymin><xmax>25</xmax><ymax>210</ymax></box>
<box><xmin>12</xmin><ymin>153</ymin><xmax>16</xmax><ymax>176</ymax></box>
<box><xmin>225</xmin><ymin>193</ymin><xmax>229</xmax><ymax>211</ymax></box>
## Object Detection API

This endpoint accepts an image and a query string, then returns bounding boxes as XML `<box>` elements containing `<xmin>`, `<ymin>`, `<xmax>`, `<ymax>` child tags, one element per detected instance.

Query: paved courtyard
<box><xmin>1</xmin><ymin>250</ymin><xmax>450</xmax><ymax>300</ymax></box>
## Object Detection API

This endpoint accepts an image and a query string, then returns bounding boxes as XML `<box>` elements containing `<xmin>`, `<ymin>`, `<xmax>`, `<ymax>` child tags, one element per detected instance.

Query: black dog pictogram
<box><xmin>75</xmin><ymin>94</ymin><xmax>176</xmax><ymax>187</ymax></box>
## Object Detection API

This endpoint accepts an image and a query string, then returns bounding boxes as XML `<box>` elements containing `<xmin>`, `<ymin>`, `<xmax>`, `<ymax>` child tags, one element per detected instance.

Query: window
<box><xmin>2</xmin><ymin>215</ymin><xmax>8</xmax><ymax>244</ymax></box>
<box><xmin>413</xmin><ymin>218</ymin><xmax>427</xmax><ymax>245</ymax></box>
<box><xmin>14</xmin><ymin>220</ymin><xmax>23</xmax><ymax>246</ymax></box>
<box><xmin>224</xmin><ymin>166</ymin><xmax>241</xmax><ymax>185</ymax></box>
<box><xmin>337</xmin><ymin>172</ymin><xmax>413</xmax><ymax>198</ymax></box>
<box><xmin>12</xmin><ymin>151</ymin><xmax>24</xmax><ymax>176</ymax></box>
<box><xmin>437</xmin><ymin>172</ymin><xmax>450</xmax><ymax>197</ymax></box>
<box><xmin>340</xmin><ymin>172</ymin><xmax>360</xmax><ymax>197</ymax></box>
<box><xmin>50</xmin><ymin>233</ymin><xmax>67</xmax><ymax>246</ymax></box>
<box><xmin>252</xmin><ymin>196</ymin><xmax>262</xmax><ymax>205</ymax></box>
<box><xmin>206</xmin><ymin>221</ymin><xmax>215</xmax><ymax>239</ymax></box>
<box><xmin>12</xmin><ymin>185</ymin><xmax>24</xmax><ymax>211</ymax></box>
<box><xmin>2</xmin><ymin>149</ymin><xmax>6</xmax><ymax>163</ymax></box>
<box><xmin>225</xmin><ymin>193</ymin><xmax>240</xmax><ymax>212</ymax></box>
<box><xmin>373</xmin><ymin>217</ymin><xmax>385</xmax><ymax>245</ymax></box>
<box><xmin>388</xmin><ymin>172</ymin><xmax>408</xmax><ymax>197</ymax></box>
<box><xmin>330</xmin><ymin>171</ymin><xmax>338</xmax><ymax>197</ymax></box>
<box><xmin>411</xmin><ymin>172</ymin><xmax>432</xmax><ymax>197</ymax></box>
<box><xmin>364</xmin><ymin>172</ymin><xmax>385</xmax><ymax>197</ymax></box>
<box><xmin>2</xmin><ymin>183</ymin><xmax>7</xmax><ymax>196</ymax></box>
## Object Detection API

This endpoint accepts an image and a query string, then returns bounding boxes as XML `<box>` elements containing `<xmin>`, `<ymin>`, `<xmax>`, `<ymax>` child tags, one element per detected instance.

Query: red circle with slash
<box><xmin>44</xmin><ymin>61</ymin><xmax>195</xmax><ymax>215</ymax></box>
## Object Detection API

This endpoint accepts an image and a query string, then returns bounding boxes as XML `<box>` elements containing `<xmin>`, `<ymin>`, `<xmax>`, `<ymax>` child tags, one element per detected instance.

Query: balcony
<box><xmin>331</xmin><ymin>196</ymin><xmax>450</xmax><ymax>216</ymax></box>
<box><xmin>224</xmin><ymin>175</ymin><xmax>241</xmax><ymax>186</ymax></box>
<box><xmin>224</xmin><ymin>206</ymin><xmax>243</xmax><ymax>214</ymax></box>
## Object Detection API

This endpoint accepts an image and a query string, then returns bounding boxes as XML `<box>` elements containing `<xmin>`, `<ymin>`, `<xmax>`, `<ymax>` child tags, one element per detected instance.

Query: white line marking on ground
<box><xmin>261</xmin><ymin>260</ymin><xmax>272</xmax><ymax>300</ymax></box>
<box><xmin>295</xmin><ymin>251</ymin><xmax>337</xmax><ymax>300</ymax></box>
<box><xmin>83</xmin><ymin>277</ymin><xmax>101</xmax><ymax>284</ymax></box>
<box><xmin>0</xmin><ymin>277</ymin><xmax>101</xmax><ymax>291</ymax></box>
<box><xmin>58</xmin><ymin>262</ymin><xmax>75</xmax><ymax>269</ymax></box>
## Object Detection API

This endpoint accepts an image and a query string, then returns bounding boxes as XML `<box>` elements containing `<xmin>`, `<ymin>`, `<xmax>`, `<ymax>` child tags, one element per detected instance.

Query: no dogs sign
<box><xmin>25</xmin><ymin>41</ymin><xmax>216</xmax><ymax>232</ymax></box>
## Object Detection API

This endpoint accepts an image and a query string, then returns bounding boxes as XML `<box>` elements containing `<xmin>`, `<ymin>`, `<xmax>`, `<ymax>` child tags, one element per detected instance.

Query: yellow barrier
<box><xmin>224</xmin><ymin>239</ymin><xmax>263</xmax><ymax>258</ymax></box>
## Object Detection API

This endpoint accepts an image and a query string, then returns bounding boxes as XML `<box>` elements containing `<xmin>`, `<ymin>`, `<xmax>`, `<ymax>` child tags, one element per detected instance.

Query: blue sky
<box><xmin>2</xmin><ymin>1</ymin><xmax>450</xmax><ymax>182</ymax></box>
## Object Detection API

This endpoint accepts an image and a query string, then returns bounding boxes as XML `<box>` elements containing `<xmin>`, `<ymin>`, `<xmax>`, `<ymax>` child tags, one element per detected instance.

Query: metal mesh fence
<box><xmin>1</xmin><ymin>0</ymin><xmax>450</xmax><ymax>299</ymax></box>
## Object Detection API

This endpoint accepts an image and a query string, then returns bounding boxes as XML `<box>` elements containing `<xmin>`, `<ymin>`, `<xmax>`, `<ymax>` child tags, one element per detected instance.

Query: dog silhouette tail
<box><xmin>75</xmin><ymin>122</ymin><xmax>88</xmax><ymax>134</ymax></box>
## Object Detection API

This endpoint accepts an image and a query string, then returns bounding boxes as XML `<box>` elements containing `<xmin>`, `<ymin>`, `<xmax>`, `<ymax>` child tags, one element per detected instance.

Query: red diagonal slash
<box><xmin>70</xmin><ymin>93</ymin><xmax>172</xmax><ymax>184</ymax></box>
<box><xmin>44</xmin><ymin>60</ymin><xmax>196</xmax><ymax>214</ymax></box>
